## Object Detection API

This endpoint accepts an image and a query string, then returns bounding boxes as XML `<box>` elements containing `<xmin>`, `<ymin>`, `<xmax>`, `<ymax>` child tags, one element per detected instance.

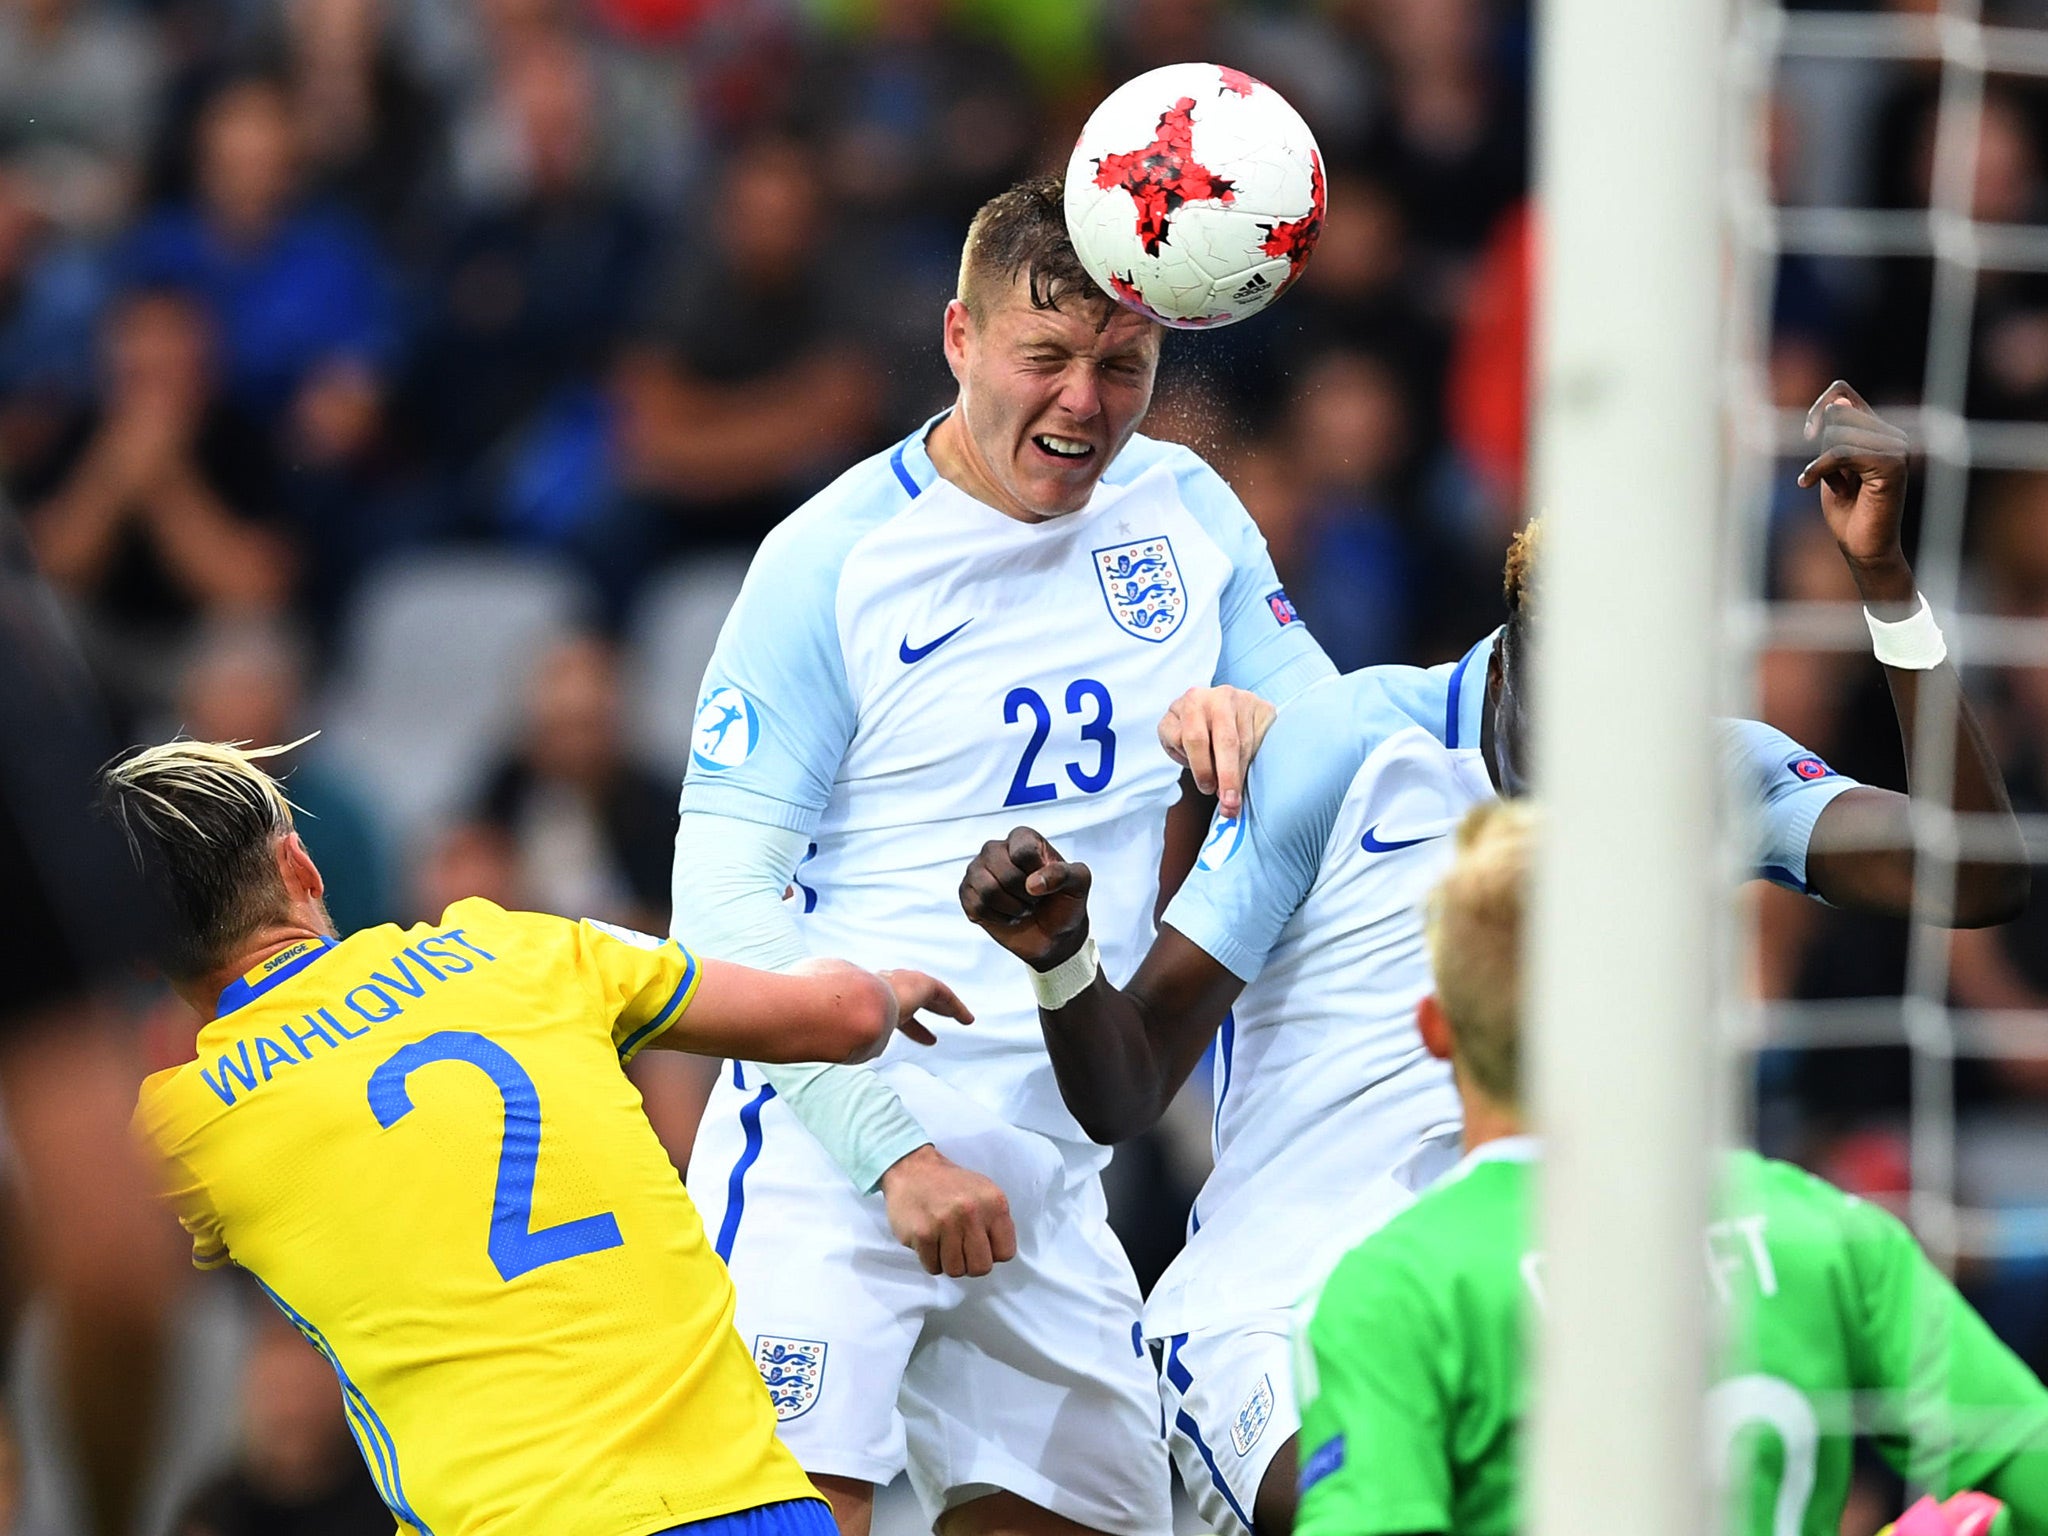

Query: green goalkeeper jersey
<box><xmin>1293</xmin><ymin>1138</ymin><xmax>2048</xmax><ymax>1536</ymax></box>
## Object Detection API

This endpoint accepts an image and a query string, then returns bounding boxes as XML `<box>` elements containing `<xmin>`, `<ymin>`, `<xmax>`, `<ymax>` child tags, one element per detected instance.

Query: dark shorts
<box><xmin>0</xmin><ymin>516</ymin><xmax>160</xmax><ymax>1030</ymax></box>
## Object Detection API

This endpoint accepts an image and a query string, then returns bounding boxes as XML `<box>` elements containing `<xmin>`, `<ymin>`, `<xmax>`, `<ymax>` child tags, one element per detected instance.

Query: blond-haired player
<box><xmin>1292</xmin><ymin>802</ymin><xmax>2048</xmax><ymax>1535</ymax></box>
<box><xmin>113</xmin><ymin>739</ymin><xmax>967</xmax><ymax>1536</ymax></box>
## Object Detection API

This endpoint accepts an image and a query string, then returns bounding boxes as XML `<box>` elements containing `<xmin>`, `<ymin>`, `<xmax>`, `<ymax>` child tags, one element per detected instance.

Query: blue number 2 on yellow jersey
<box><xmin>368</xmin><ymin>1030</ymin><xmax>625</xmax><ymax>1281</ymax></box>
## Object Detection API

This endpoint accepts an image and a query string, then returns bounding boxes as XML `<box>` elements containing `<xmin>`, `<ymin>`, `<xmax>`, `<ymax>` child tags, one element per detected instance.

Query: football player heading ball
<box><xmin>671</xmin><ymin>171</ymin><xmax>1334</xmax><ymax>1535</ymax></box>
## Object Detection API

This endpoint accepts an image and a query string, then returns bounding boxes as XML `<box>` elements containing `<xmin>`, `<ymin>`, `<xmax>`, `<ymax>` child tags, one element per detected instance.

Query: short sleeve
<box><xmin>1720</xmin><ymin>719</ymin><xmax>1861</xmax><ymax>895</ymax></box>
<box><xmin>1161</xmin><ymin>676</ymin><xmax>1361</xmax><ymax>981</ymax></box>
<box><xmin>579</xmin><ymin>919</ymin><xmax>703</xmax><ymax>1060</ymax></box>
<box><xmin>677</xmin><ymin>510</ymin><xmax>865</xmax><ymax>835</ymax></box>
<box><xmin>133</xmin><ymin>1088</ymin><xmax>230</xmax><ymax>1270</ymax></box>
<box><xmin>1295</xmin><ymin>1244</ymin><xmax>1455</xmax><ymax>1536</ymax></box>
<box><xmin>1163</xmin><ymin>446</ymin><xmax>1336</xmax><ymax>704</ymax></box>
<box><xmin>1844</xmin><ymin>1191</ymin><xmax>2048</xmax><ymax>1499</ymax></box>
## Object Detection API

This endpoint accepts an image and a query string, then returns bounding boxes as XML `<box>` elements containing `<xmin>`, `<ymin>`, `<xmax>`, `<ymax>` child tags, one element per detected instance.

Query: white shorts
<box><xmin>688</xmin><ymin>1061</ymin><xmax>1173</xmax><ymax>1535</ymax></box>
<box><xmin>1146</xmin><ymin>1124</ymin><xmax>1467</xmax><ymax>1536</ymax></box>
<box><xmin>1151</xmin><ymin>1315</ymin><xmax>1296</xmax><ymax>1536</ymax></box>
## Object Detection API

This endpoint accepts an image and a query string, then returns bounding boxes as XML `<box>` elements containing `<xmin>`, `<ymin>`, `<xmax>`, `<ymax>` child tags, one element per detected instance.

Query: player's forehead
<box><xmin>983</xmin><ymin>281</ymin><xmax>1157</xmax><ymax>360</ymax></box>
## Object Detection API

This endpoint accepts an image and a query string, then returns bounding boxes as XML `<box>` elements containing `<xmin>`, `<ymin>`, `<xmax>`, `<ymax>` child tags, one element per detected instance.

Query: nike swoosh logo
<box><xmin>1361</xmin><ymin>824</ymin><xmax>1446</xmax><ymax>854</ymax></box>
<box><xmin>899</xmin><ymin>620</ymin><xmax>971</xmax><ymax>664</ymax></box>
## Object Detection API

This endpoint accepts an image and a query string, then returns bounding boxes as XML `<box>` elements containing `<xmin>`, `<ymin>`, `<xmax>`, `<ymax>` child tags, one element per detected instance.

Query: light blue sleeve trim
<box><xmin>670</xmin><ymin>811</ymin><xmax>815</xmax><ymax>969</ymax></box>
<box><xmin>678</xmin><ymin>461</ymin><xmax>903</xmax><ymax>826</ymax></box>
<box><xmin>752</xmin><ymin>1062</ymin><xmax>932</xmax><ymax>1194</ymax></box>
<box><xmin>1720</xmin><ymin>718</ymin><xmax>1864</xmax><ymax>893</ymax></box>
<box><xmin>669</xmin><ymin>809</ymin><xmax>931</xmax><ymax>1193</ymax></box>
<box><xmin>1152</xmin><ymin>439</ymin><xmax>1337</xmax><ymax>701</ymax></box>
<box><xmin>1162</xmin><ymin>673</ymin><xmax>1382</xmax><ymax>982</ymax></box>
<box><xmin>674</xmin><ymin>780</ymin><xmax>823</xmax><ymax>836</ymax></box>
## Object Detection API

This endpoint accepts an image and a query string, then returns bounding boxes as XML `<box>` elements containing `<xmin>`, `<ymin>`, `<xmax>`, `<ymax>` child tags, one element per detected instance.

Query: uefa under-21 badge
<box><xmin>1231</xmin><ymin>1373</ymin><xmax>1276</xmax><ymax>1456</ymax></box>
<box><xmin>1093</xmin><ymin>536</ymin><xmax>1186</xmax><ymax>642</ymax></box>
<box><xmin>1198</xmin><ymin>812</ymin><xmax>1245</xmax><ymax>871</ymax></box>
<box><xmin>753</xmin><ymin>1335</ymin><xmax>826</xmax><ymax>1421</ymax></box>
<box><xmin>692</xmin><ymin>686</ymin><xmax>759</xmax><ymax>772</ymax></box>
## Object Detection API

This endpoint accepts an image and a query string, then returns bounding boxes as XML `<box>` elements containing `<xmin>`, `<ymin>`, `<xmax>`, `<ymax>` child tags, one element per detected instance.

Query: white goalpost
<box><xmin>1537</xmin><ymin>0</ymin><xmax>2048</xmax><ymax>1525</ymax></box>
<box><xmin>1527</xmin><ymin>0</ymin><xmax>1726</xmax><ymax>1530</ymax></box>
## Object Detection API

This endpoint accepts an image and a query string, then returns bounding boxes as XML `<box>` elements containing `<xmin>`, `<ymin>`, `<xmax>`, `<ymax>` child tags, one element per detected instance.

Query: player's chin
<box><xmin>1019</xmin><ymin>437</ymin><xmax>1102</xmax><ymax>512</ymax></box>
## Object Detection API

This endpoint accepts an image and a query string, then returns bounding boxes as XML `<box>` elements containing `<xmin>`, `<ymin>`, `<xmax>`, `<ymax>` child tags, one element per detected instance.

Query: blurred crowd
<box><xmin>3</xmin><ymin>0</ymin><xmax>2048</xmax><ymax>1529</ymax></box>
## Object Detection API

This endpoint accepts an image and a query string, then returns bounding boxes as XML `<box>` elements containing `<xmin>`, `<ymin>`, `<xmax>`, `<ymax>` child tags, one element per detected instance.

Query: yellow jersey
<box><xmin>135</xmin><ymin>898</ymin><xmax>818</xmax><ymax>1536</ymax></box>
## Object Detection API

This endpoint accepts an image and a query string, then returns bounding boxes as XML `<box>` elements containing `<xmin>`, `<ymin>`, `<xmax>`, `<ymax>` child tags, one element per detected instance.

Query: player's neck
<box><xmin>926</xmin><ymin>405</ymin><xmax>1047</xmax><ymax>525</ymax></box>
<box><xmin>1460</xmin><ymin>1092</ymin><xmax>1525</xmax><ymax>1154</ymax></box>
<box><xmin>181</xmin><ymin>910</ymin><xmax>338</xmax><ymax>1019</ymax></box>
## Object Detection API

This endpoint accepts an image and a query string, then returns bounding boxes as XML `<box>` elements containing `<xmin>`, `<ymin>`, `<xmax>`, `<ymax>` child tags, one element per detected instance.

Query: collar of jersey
<box><xmin>1447</xmin><ymin>1132</ymin><xmax>1540</xmax><ymax>1182</ymax></box>
<box><xmin>1448</xmin><ymin>628</ymin><xmax>1500</xmax><ymax>752</ymax></box>
<box><xmin>891</xmin><ymin>409</ymin><xmax>950</xmax><ymax>497</ymax></box>
<box><xmin>891</xmin><ymin>408</ymin><xmax>1132</xmax><ymax>528</ymax></box>
<box><xmin>215</xmin><ymin>935</ymin><xmax>340</xmax><ymax>1018</ymax></box>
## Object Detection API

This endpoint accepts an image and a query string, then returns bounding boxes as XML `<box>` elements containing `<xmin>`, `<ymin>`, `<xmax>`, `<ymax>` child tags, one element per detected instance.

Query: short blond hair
<box><xmin>101</xmin><ymin>738</ymin><xmax>308</xmax><ymax>981</ymax></box>
<box><xmin>1424</xmin><ymin>800</ymin><xmax>1536</xmax><ymax>1106</ymax></box>
<box><xmin>957</xmin><ymin>175</ymin><xmax>1112</xmax><ymax>324</ymax></box>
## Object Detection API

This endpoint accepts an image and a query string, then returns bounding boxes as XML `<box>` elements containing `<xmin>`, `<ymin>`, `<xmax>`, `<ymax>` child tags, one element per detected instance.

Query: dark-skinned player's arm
<box><xmin>1793</xmin><ymin>382</ymin><xmax>2029</xmax><ymax>927</ymax></box>
<box><xmin>964</xmin><ymin>679</ymin><xmax>1348</xmax><ymax>1145</ymax></box>
<box><xmin>961</xmin><ymin>827</ymin><xmax>1243</xmax><ymax>1143</ymax></box>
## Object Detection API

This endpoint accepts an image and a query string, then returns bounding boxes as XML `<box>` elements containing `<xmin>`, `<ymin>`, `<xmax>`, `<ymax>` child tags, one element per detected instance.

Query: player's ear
<box><xmin>1416</xmin><ymin>994</ymin><xmax>1452</xmax><ymax>1062</ymax></box>
<box><xmin>942</xmin><ymin>299</ymin><xmax>973</xmax><ymax>379</ymax></box>
<box><xmin>277</xmin><ymin>831</ymin><xmax>325</xmax><ymax>903</ymax></box>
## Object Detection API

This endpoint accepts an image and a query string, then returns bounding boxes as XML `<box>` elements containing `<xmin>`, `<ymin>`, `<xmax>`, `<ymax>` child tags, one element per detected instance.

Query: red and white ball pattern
<box><xmin>1064</xmin><ymin>62</ymin><xmax>1325</xmax><ymax>330</ymax></box>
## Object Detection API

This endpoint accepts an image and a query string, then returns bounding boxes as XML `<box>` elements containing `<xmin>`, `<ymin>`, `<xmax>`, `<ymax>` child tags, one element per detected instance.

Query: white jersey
<box><xmin>1147</xmin><ymin>633</ymin><xmax>1864</xmax><ymax>1333</ymax></box>
<box><xmin>680</xmin><ymin>413</ymin><xmax>1333</xmax><ymax>1147</ymax></box>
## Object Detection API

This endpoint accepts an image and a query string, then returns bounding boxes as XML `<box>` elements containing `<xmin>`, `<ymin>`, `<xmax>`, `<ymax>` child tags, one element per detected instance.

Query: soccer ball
<box><xmin>1064</xmin><ymin>62</ymin><xmax>1325</xmax><ymax>330</ymax></box>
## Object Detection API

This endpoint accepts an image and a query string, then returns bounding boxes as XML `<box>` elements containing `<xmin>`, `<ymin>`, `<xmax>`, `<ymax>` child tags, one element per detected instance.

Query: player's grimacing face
<box><xmin>946</xmin><ymin>281</ymin><xmax>1159</xmax><ymax>519</ymax></box>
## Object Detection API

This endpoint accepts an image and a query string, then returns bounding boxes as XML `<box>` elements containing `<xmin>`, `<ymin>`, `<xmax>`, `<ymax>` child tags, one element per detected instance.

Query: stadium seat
<box><xmin>318</xmin><ymin>551</ymin><xmax>599</xmax><ymax>847</ymax></box>
<box><xmin>623</xmin><ymin>552</ymin><xmax>753</xmax><ymax>781</ymax></box>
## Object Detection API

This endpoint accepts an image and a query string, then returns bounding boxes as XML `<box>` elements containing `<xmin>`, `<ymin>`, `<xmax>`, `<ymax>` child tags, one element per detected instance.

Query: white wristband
<box><xmin>1030</xmin><ymin>935</ymin><xmax>1100</xmax><ymax>1011</ymax></box>
<box><xmin>1864</xmin><ymin>593</ymin><xmax>1947</xmax><ymax>670</ymax></box>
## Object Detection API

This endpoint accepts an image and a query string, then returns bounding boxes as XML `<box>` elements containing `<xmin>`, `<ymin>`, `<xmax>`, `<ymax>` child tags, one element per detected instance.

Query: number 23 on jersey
<box><xmin>1003</xmin><ymin>678</ymin><xmax>1116</xmax><ymax>808</ymax></box>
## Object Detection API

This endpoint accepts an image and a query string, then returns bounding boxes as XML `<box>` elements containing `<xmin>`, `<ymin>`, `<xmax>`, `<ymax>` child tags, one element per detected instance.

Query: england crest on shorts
<box><xmin>1093</xmin><ymin>536</ymin><xmax>1186</xmax><ymax>643</ymax></box>
<box><xmin>1231</xmin><ymin>1373</ymin><xmax>1275</xmax><ymax>1457</ymax></box>
<box><xmin>752</xmin><ymin>1335</ymin><xmax>827</xmax><ymax>1421</ymax></box>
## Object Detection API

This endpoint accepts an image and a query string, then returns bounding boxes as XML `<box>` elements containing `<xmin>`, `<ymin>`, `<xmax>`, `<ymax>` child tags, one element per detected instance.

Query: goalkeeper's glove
<box><xmin>1879</xmin><ymin>1492</ymin><xmax>2008</xmax><ymax>1536</ymax></box>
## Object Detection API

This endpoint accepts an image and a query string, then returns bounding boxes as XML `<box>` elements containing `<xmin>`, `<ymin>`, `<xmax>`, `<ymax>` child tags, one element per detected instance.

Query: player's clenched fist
<box><xmin>879</xmin><ymin>1145</ymin><xmax>1019</xmax><ymax>1277</ymax></box>
<box><xmin>1797</xmin><ymin>379</ymin><xmax>1910</xmax><ymax>566</ymax></box>
<box><xmin>959</xmin><ymin>828</ymin><xmax>1093</xmax><ymax>971</ymax></box>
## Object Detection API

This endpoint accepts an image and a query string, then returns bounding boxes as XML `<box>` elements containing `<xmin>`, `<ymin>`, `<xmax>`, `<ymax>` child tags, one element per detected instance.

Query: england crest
<box><xmin>1231</xmin><ymin>1372</ymin><xmax>1275</xmax><ymax>1456</ymax></box>
<box><xmin>752</xmin><ymin>1335</ymin><xmax>826</xmax><ymax>1421</ymax></box>
<box><xmin>1093</xmin><ymin>536</ymin><xmax>1187</xmax><ymax>643</ymax></box>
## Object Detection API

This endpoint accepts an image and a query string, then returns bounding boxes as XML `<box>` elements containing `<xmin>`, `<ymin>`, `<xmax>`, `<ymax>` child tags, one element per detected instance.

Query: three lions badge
<box><xmin>1093</xmin><ymin>537</ymin><xmax>1187</xmax><ymax>642</ymax></box>
<box><xmin>753</xmin><ymin>1335</ymin><xmax>826</xmax><ymax>1421</ymax></box>
<box><xmin>1231</xmin><ymin>1373</ymin><xmax>1275</xmax><ymax>1456</ymax></box>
